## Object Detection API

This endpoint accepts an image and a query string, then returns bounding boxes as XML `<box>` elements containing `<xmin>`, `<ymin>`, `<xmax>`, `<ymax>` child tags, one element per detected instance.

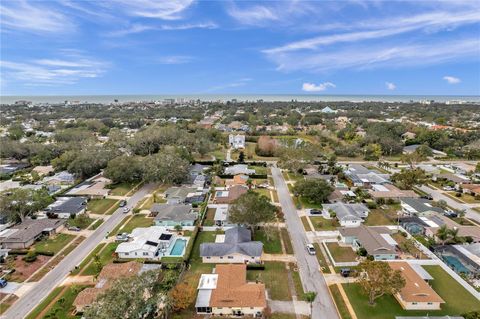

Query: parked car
<box><xmin>340</xmin><ymin>268</ymin><xmax>351</xmax><ymax>277</ymax></box>
<box><xmin>119</xmin><ymin>200</ymin><xmax>127</xmax><ymax>207</ymax></box>
<box><xmin>0</xmin><ymin>278</ymin><xmax>7</xmax><ymax>288</ymax></box>
<box><xmin>443</xmin><ymin>186</ymin><xmax>455</xmax><ymax>191</ymax></box>
<box><xmin>306</xmin><ymin>244</ymin><xmax>316</xmax><ymax>255</ymax></box>
<box><xmin>421</xmin><ymin>194</ymin><xmax>433</xmax><ymax>200</ymax></box>
<box><xmin>123</xmin><ymin>206</ymin><xmax>130</xmax><ymax>214</ymax></box>
<box><xmin>309</xmin><ymin>209</ymin><xmax>322</xmax><ymax>215</ymax></box>
<box><xmin>116</xmin><ymin>233</ymin><xmax>129</xmax><ymax>242</ymax></box>
<box><xmin>68</xmin><ymin>226</ymin><xmax>81</xmax><ymax>232</ymax></box>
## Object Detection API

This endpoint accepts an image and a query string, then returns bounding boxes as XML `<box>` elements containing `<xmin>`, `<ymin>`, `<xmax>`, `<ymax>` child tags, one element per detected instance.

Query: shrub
<box><xmin>23</xmin><ymin>251</ymin><xmax>38</xmax><ymax>262</ymax></box>
<box><xmin>357</xmin><ymin>247</ymin><xmax>368</xmax><ymax>257</ymax></box>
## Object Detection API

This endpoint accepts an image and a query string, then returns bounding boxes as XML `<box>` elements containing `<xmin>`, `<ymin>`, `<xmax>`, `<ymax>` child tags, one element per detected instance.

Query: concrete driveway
<box><xmin>0</xmin><ymin>282</ymin><xmax>20</xmax><ymax>294</ymax></box>
<box><xmin>271</xmin><ymin>167</ymin><xmax>339</xmax><ymax>319</ymax></box>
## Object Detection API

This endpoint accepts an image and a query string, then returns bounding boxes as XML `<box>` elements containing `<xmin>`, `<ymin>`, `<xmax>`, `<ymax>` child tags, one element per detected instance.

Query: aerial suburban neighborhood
<box><xmin>0</xmin><ymin>98</ymin><xmax>479</xmax><ymax>319</ymax></box>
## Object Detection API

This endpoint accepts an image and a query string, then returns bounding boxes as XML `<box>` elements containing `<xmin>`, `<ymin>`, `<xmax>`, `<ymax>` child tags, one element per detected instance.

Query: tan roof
<box><xmin>73</xmin><ymin>262</ymin><xmax>141</xmax><ymax>310</ymax></box>
<box><xmin>32</xmin><ymin>165</ymin><xmax>54</xmax><ymax>176</ymax></box>
<box><xmin>389</xmin><ymin>262</ymin><xmax>444</xmax><ymax>304</ymax></box>
<box><xmin>210</xmin><ymin>264</ymin><xmax>266</xmax><ymax>308</ymax></box>
<box><xmin>461</xmin><ymin>184</ymin><xmax>480</xmax><ymax>194</ymax></box>
<box><xmin>368</xmin><ymin>184</ymin><xmax>419</xmax><ymax>199</ymax></box>
<box><xmin>215</xmin><ymin>185</ymin><xmax>248</xmax><ymax>204</ymax></box>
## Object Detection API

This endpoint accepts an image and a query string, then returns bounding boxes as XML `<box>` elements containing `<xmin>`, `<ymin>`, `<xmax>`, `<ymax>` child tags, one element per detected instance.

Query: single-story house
<box><xmin>200</xmin><ymin>226</ymin><xmax>263</xmax><ymax>263</ymax></box>
<box><xmin>346</xmin><ymin>172</ymin><xmax>391</xmax><ymax>187</ymax></box>
<box><xmin>339</xmin><ymin>225</ymin><xmax>398</xmax><ymax>260</ymax></box>
<box><xmin>322</xmin><ymin>202</ymin><xmax>369</xmax><ymax>227</ymax></box>
<box><xmin>224</xmin><ymin>164</ymin><xmax>255</xmax><ymax>176</ymax></box>
<box><xmin>403</xmin><ymin>144</ymin><xmax>446</xmax><ymax>157</ymax></box>
<box><xmin>73</xmin><ymin>261</ymin><xmax>142</xmax><ymax>313</ymax></box>
<box><xmin>213</xmin><ymin>185</ymin><xmax>248</xmax><ymax>204</ymax></box>
<box><xmin>43</xmin><ymin>171</ymin><xmax>75</xmax><ymax>185</ymax></box>
<box><xmin>0</xmin><ymin>219</ymin><xmax>66</xmax><ymax>249</ymax></box>
<box><xmin>164</xmin><ymin>186</ymin><xmax>206</xmax><ymax>204</ymax></box>
<box><xmin>389</xmin><ymin>262</ymin><xmax>444</xmax><ymax>310</ymax></box>
<box><xmin>460</xmin><ymin>184</ymin><xmax>480</xmax><ymax>196</ymax></box>
<box><xmin>195</xmin><ymin>264</ymin><xmax>266</xmax><ymax>317</ymax></box>
<box><xmin>434</xmin><ymin>173</ymin><xmax>471</xmax><ymax>185</ymax></box>
<box><xmin>44</xmin><ymin>196</ymin><xmax>88</xmax><ymax>219</ymax></box>
<box><xmin>151</xmin><ymin>203</ymin><xmax>197</xmax><ymax>227</ymax></box>
<box><xmin>32</xmin><ymin>165</ymin><xmax>54</xmax><ymax>176</ymax></box>
<box><xmin>400</xmin><ymin>198</ymin><xmax>445</xmax><ymax>216</ymax></box>
<box><xmin>66</xmin><ymin>175</ymin><xmax>111</xmax><ymax>199</ymax></box>
<box><xmin>115</xmin><ymin>226</ymin><xmax>176</xmax><ymax>260</ymax></box>
<box><xmin>423</xmin><ymin>214</ymin><xmax>480</xmax><ymax>242</ymax></box>
<box><xmin>225</xmin><ymin>174</ymin><xmax>250</xmax><ymax>188</ymax></box>
<box><xmin>368</xmin><ymin>184</ymin><xmax>419</xmax><ymax>200</ymax></box>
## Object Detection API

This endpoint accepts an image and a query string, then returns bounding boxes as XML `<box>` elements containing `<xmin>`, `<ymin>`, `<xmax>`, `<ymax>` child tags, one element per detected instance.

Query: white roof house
<box><xmin>224</xmin><ymin>164</ymin><xmax>255</xmax><ymax>175</ymax></box>
<box><xmin>115</xmin><ymin>226</ymin><xmax>175</xmax><ymax>260</ymax></box>
<box><xmin>229</xmin><ymin>134</ymin><xmax>245</xmax><ymax>149</ymax></box>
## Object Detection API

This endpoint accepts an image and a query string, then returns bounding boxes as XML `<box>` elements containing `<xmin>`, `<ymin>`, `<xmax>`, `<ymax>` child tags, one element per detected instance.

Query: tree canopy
<box><xmin>0</xmin><ymin>188</ymin><xmax>53</xmax><ymax>222</ymax></box>
<box><xmin>293</xmin><ymin>179</ymin><xmax>333</xmax><ymax>204</ymax></box>
<box><xmin>229</xmin><ymin>191</ymin><xmax>277</xmax><ymax>235</ymax></box>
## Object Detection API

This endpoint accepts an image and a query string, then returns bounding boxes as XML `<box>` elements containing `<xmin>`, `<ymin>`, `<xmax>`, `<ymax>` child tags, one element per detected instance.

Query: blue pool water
<box><xmin>170</xmin><ymin>239</ymin><xmax>187</xmax><ymax>256</ymax></box>
<box><xmin>443</xmin><ymin>255</ymin><xmax>471</xmax><ymax>274</ymax></box>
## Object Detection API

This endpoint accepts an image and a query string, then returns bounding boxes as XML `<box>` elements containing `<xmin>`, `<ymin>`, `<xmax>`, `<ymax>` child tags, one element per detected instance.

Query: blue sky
<box><xmin>1</xmin><ymin>0</ymin><xmax>479</xmax><ymax>96</ymax></box>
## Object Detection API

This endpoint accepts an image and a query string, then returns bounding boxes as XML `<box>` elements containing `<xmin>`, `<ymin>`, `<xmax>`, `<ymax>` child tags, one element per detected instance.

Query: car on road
<box><xmin>306</xmin><ymin>244</ymin><xmax>316</xmax><ymax>255</ymax></box>
<box><xmin>309</xmin><ymin>209</ymin><xmax>322</xmax><ymax>215</ymax></box>
<box><xmin>119</xmin><ymin>200</ymin><xmax>127</xmax><ymax>207</ymax></box>
<box><xmin>68</xmin><ymin>226</ymin><xmax>81</xmax><ymax>232</ymax></box>
<box><xmin>123</xmin><ymin>206</ymin><xmax>130</xmax><ymax>214</ymax></box>
<box><xmin>421</xmin><ymin>194</ymin><xmax>433</xmax><ymax>200</ymax></box>
<box><xmin>0</xmin><ymin>278</ymin><xmax>7</xmax><ymax>288</ymax></box>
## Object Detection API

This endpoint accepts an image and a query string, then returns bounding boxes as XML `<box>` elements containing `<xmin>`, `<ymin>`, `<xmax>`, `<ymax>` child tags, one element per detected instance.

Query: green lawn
<box><xmin>343</xmin><ymin>265</ymin><xmax>480</xmax><ymax>319</ymax></box>
<box><xmin>25</xmin><ymin>286</ymin><xmax>64</xmax><ymax>319</ymax></box>
<box><xmin>87</xmin><ymin>198</ymin><xmax>119</xmax><ymax>215</ymax></box>
<box><xmin>253</xmin><ymin>188</ymin><xmax>272</xmax><ymax>200</ymax></box>
<box><xmin>253</xmin><ymin>227</ymin><xmax>283</xmax><ymax>254</ymax></box>
<box><xmin>109</xmin><ymin>182</ymin><xmax>138</xmax><ymax>196</ymax></box>
<box><xmin>41</xmin><ymin>285</ymin><xmax>89</xmax><ymax>319</ymax></box>
<box><xmin>289</xmin><ymin>263</ymin><xmax>305</xmax><ymax>300</ymax></box>
<box><xmin>203</xmin><ymin>207</ymin><xmax>216</xmax><ymax>226</ymax></box>
<box><xmin>310</xmin><ymin>216</ymin><xmax>339</xmax><ymax>231</ymax></box>
<box><xmin>364</xmin><ymin>210</ymin><xmax>393</xmax><ymax>226</ymax></box>
<box><xmin>109</xmin><ymin>215</ymin><xmax>131</xmax><ymax>236</ymax></box>
<box><xmin>281</xmin><ymin>228</ymin><xmax>294</xmax><ymax>254</ymax></box>
<box><xmin>313</xmin><ymin>243</ymin><xmax>331</xmax><ymax>274</ymax></box>
<box><xmin>88</xmin><ymin>218</ymin><xmax>103</xmax><ymax>230</ymax></box>
<box><xmin>329</xmin><ymin>284</ymin><xmax>353</xmax><ymax>319</ymax></box>
<box><xmin>299</xmin><ymin>196</ymin><xmax>323</xmax><ymax>209</ymax></box>
<box><xmin>249</xmin><ymin>165</ymin><xmax>268</xmax><ymax>175</ymax></box>
<box><xmin>34</xmin><ymin>233</ymin><xmax>75</xmax><ymax>254</ymax></box>
<box><xmin>301</xmin><ymin>216</ymin><xmax>312</xmax><ymax>231</ymax></box>
<box><xmin>325</xmin><ymin>242</ymin><xmax>357</xmax><ymax>263</ymax></box>
<box><xmin>247</xmin><ymin>261</ymin><xmax>292</xmax><ymax>301</ymax></box>
<box><xmin>71</xmin><ymin>243</ymin><xmax>106</xmax><ymax>275</ymax></box>
<box><xmin>119</xmin><ymin>214</ymin><xmax>153</xmax><ymax>234</ymax></box>
<box><xmin>66</xmin><ymin>215</ymin><xmax>95</xmax><ymax>229</ymax></box>
<box><xmin>82</xmin><ymin>242</ymin><xmax>119</xmax><ymax>276</ymax></box>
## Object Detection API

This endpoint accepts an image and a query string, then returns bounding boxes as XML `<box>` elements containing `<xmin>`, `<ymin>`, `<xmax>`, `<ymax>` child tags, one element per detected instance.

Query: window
<box><xmin>220</xmin><ymin>256</ymin><xmax>223</xmax><ymax>259</ymax></box>
<box><xmin>206</xmin><ymin>256</ymin><xmax>211</xmax><ymax>259</ymax></box>
<box><xmin>124</xmin><ymin>253</ymin><xmax>129</xmax><ymax>256</ymax></box>
<box><xmin>427</xmin><ymin>302</ymin><xmax>433</xmax><ymax>305</ymax></box>
<box><xmin>412</xmin><ymin>302</ymin><xmax>417</xmax><ymax>305</ymax></box>
<box><xmin>228</xmin><ymin>256</ymin><xmax>234</xmax><ymax>259</ymax></box>
<box><xmin>143</xmin><ymin>252</ymin><xmax>148</xmax><ymax>256</ymax></box>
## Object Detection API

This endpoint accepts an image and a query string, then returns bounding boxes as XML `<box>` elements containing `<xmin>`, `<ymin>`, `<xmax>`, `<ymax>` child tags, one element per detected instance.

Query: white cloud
<box><xmin>302</xmin><ymin>82</ymin><xmax>336</xmax><ymax>92</ymax></box>
<box><xmin>443</xmin><ymin>76</ymin><xmax>461</xmax><ymax>84</ymax></box>
<box><xmin>157</xmin><ymin>56</ymin><xmax>195</xmax><ymax>65</ymax></box>
<box><xmin>0</xmin><ymin>0</ymin><xmax>73</xmax><ymax>33</ymax></box>
<box><xmin>106</xmin><ymin>22</ymin><xmax>217</xmax><ymax>37</ymax></box>
<box><xmin>227</xmin><ymin>4</ymin><xmax>279</xmax><ymax>26</ymax></box>
<box><xmin>106</xmin><ymin>0</ymin><xmax>195</xmax><ymax>20</ymax></box>
<box><xmin>1</xmin><ymin>51</ymin><xmax>108</xmax><ymax>85</ymax></box>
<box><xmin>385</xmin><ymin>82</ymin><xmax>396</xmax><ymax>90</ymax></box>
<box><xmin>265</xmin><ymin>38</ymin><xmax>479</xmax><ymax>72</ymax></box>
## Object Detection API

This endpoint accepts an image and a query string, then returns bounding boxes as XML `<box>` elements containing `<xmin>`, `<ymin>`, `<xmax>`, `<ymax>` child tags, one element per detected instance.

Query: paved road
<box><xmin>2</xmin><ymin>183</ymin><xmax>157</xmax><ymax>319</ymax></box>
<box><xmin>418</xmin><ymin>185</ymin><xmax>480</xmax><ymax>223</ymax></box>
<box><xmin>271</xmin><ymin>167</ymin><xmax>339</xmax><ymax>319</ymax></box>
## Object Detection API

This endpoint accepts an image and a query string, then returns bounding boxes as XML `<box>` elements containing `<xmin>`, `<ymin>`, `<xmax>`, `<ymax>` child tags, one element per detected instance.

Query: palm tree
<box><xmin>304</xmin><ymin>291</ymin><xmax>317</xmax><ymax>319</ymax></box>
<box><xmin>436</xmin><ymin>225</ymin><xmax>450</xmax><ymax>245</ymax></box>
<box><xmin>448</xmin><ymin>227</ymin><xmax>461</xmax><ymax>244</ymax></box>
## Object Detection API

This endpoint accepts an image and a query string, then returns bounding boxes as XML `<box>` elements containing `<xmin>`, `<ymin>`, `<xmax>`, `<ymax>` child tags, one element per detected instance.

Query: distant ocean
<box><xmin>1</xmin><ymin>94</ymin><xmax>479</xmax><ymax>104</ymax></box>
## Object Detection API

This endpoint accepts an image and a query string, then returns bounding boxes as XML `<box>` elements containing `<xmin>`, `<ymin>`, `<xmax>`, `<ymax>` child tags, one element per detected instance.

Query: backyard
<box><xmin>364</xmin><ymin>210</ymin><xmax>394</xmax><ymax>226</ymax></box>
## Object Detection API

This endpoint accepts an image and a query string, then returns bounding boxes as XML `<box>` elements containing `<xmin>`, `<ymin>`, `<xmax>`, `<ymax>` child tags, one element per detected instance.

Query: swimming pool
<box><xmin>170</xmin><ymin>238</ymin><xmax>187</xmax><ymax>256</ymax></box>
<box><xmin>443</xmin><ymin>255</ymin><xmax>471</xmax><ymax>274</ymax></box>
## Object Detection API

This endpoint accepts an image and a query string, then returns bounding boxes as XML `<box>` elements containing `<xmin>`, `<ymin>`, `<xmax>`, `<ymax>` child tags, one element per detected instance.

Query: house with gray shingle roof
<box><xmin>151</xmin><ymin>203</ymin><xmax>197</xmax><ymax>227</ymax></box>
<box><xmin>200</xmin><ymin>226</ymin><xmax>263</xmax><ymax>264</ymax></box>
<box><xmin>339</xmin><ymin>225</ymin><xmax>398</xmax><ymax>260</ymax></box>
<box><xmin>322</xmin><ymin>202</ymin><xmax>369</xmax><ymax>227</ymax></box>
<box><xmin>400</xmin><ymin>198</ymin><xmax>445</xmax><ymax>216</ymax></box>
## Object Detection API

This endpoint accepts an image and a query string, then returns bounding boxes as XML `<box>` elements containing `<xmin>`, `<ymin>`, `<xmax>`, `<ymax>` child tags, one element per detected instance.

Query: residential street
<box><xmin>2</xmin><ymin>183</ymin><xmax>157</xmax><ymax>319</ymax></box>
<box><xmin>418</xmin><ymin>185</ymin><xmax>480</xmax><ymax>223</ymax></box>
<box><xmin>271</xmin><ymin>167</ymin><xmax>339</xmax><ymax>319</ymax></box>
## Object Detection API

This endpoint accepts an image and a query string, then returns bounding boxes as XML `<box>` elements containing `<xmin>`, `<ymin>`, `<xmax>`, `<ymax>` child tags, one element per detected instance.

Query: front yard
<box><xmin>253</xmin><ymin>227</ymin><xmax>283</xmax><ymax>254</ymax></box>
<box><xmin>325</xmin><ymin>242</ymin><xmax>358</xmax><ymax>263</ymax></box>
<box><xmin>119</xmin><ymin>214</ymin><xmax>153</xmax><ymax>234</ymax></box>
<box><xmin>87</xmin><ymin>198</ymin><xmax>119</xmax><ymax>215</ymax></box>
<box><xmin>34</xmin><ymin>233</ymin><xmax>76</xmax><ymax>254</ymax></box>
<box><xmin>108</xmin><ymin>181</ymin><xmax>138</xmax><ymax>196</ymax></box>
<box><xmin>82</xmin><ymin>242</ymin><xmax>119</xmax><ymax>276</ymax></box>
<box><xmin>310</xmin><ymin>216</ymin><xmax>339</xmax><ymax>231</ymax></box>
<box><xmin>342</xmin><ymin>265</ymin><xmax>480</xmax><ymax>319</ymax></box>
<box><xmin>246</xmin><ymin>261</ymin><xmax>292</xmax><ymax>301</ymax></box>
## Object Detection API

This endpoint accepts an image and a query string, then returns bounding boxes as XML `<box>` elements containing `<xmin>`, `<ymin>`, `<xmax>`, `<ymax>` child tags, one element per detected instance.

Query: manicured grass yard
<box><xmin>254</xmin><ymin>188</ymin><xmax>272</xmax><ymax>200</ymax></box>
<box><xmin>71</xmin><ymin>243</ymin><xmax>106</xmax><ymax>275</ymax></box>
<box><xmin>34</xmin><ymin>233</ymin><xmax>75</xmax><ymax>254</ymax></box>
<box><xmin>87</xmin><ymin>198</ymin><xmax>119</xmax><ymax>215</ymax></box>
<box><xmin>249</xmin><ymin>165</ymin><xmax>268</xmax><ymax>175</ymax></box>
<box><xmin>109</xmin><ymin>215</ymin><xmax>131</xmax><ymax>236</ymax></box>
<box><xmin>66</xmin><ymin>216</ymin><xmax>95</xmax><ymax>229</ymax></box>
<box><xmin>119</xmin><ymin>214</ymin><xmax>153</xmax><ymax>234</ymax></box>
<box><xmin>329</xmin><ymin>284</ymin><xmax>353</xmax><ymax>319</ymax></box>
<box><xmin>253</xmin><ymin>227</ymin><xmax>283</xmax><ymax>254</ymax></box>
<box><xmin>247</xmin><ymin>261</ymin><xmax>292</xmax><ymax>301</ymax></box>
<box><xmin>343</xmin><ymin>265</ymin><xmax>480</xmax><ymax>319</ymax></box>
<box><xmin>82</xmin><ymin>242</ymin><xmax>119</xmax><ymax>276</ymax></box>
<box><xmin>289</xmin><ymin>262</ymin><xmax>305</xmax><ymax>300</ymax></box>
<box><xmin>325</xmin><ymin>242</ymin><xmax>357</xmax><ymax>263</ymax></box>
<box><xmin>203</xmin><ymin>207</ymin><xmax>216</xmax><ymax>226</ymax></box>
<box><xmin>109</xmin><ymin>181</ymin><xmax>138</xmax><ymax>196</ymax></box>
<box><xmin>299</xmin><ymin>196</ymin><xmax>323</xmax><ymax>209</ymax></box>
<box><xmin>310</xmin><ymin>216</ymin><xmax>339</xmax><ymax>231</ymax></box>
